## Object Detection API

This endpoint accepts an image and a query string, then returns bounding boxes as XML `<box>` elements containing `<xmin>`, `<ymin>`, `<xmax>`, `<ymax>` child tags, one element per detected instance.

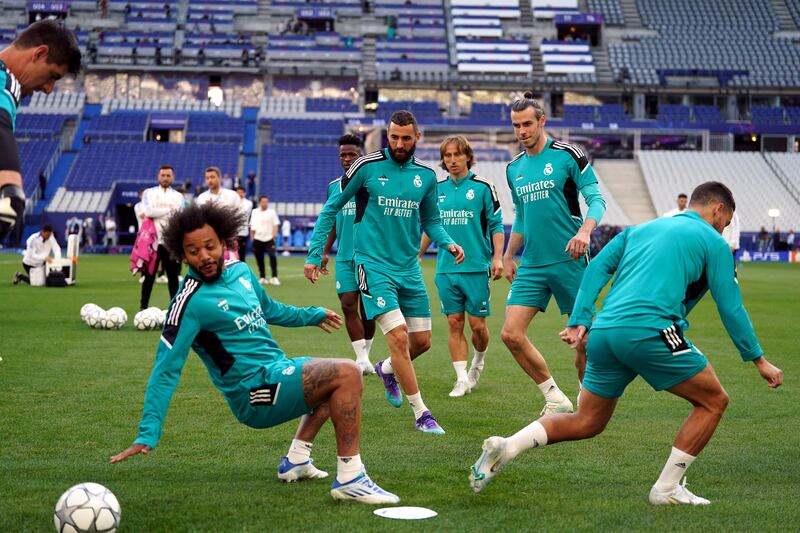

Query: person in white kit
<box><xmin>139</xmin><ymin>164</ymin><xmax>184</xmax><ymax>310</ymax></box>
<box><xmin>13</xmin><ymin>223</ymin><xmax>61</xmax><ymax>284</ymax></box>
<box><xmin>662</xmin><ymin>193</ymin><xmax>688</xmax><ymax>218</ymax></box>
<box><xmin>722</xmin><ymin>211</ymin><xmax>740</xmax><ymax>263</ymax></box>
<box><xmin>104</xmin><ymin>213</ymin><xmax>117</xmax><ymax>246</ymax></box>
<box><xmin>250</xmin><ymin>195</ymin><xmax>281</xmax><ymax>285</ymax></box>
<box><xmin>235</xmin><ymin>185</ymin><xmax>253</xmax><ymax>262</ymax></box>
<box><xmin>281</xmin><ymin>218</ymin><xmax>292</xmax><ymax>256</ymax></box>
<box><xmin>195</xmin><ymin>167</ymin><xmax>241</xmax><ymax>209</ymax></box>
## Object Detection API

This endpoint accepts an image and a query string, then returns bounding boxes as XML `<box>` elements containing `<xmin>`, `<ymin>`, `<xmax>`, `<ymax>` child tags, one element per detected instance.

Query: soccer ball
<box><xmin>134</xmin><ymin>309</ymin><xmax>160</xmax><ymax>330</ymax></box>
<box><xmin>54</xmin><ymin>482</ymin><xmax>121</xmax><ymax>533</ymax></box>
<box><xmin>158</xmin><ymin>309</ymin><xmax>167</xmax><ymax>327</ymax></box>
<box><xmin>79</xmin><ymin>303</ymin><xmax>100</xmax><ymax>322</ymax></box>
<box><xmin>105</xmin><ymin>307</ymin><xmax>128</xmax><ymax>329</ymax></box>
<box><xmin>86</xmin><ymin>308</ymin><xmax>107</xmax><ymax>329</ymax></box>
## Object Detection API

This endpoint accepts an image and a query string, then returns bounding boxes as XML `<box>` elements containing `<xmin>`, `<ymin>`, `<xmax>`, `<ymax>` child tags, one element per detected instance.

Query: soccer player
<box><xmin>418</xmin><ymin>136</ymin><xmax>504</xmax><ymax>397</ymax></box>
<box><xmin>501</xmin><ymin>92</ymin><xmax>606</xmax><ymax>414</ymax></box>
<box><xmin>12</xmin><ymin>223</ymin><xmax>61</xmax><ymax>284</ymax></box>
<box><xmin>196</xmin><ymin>166</ymin><xmax>241</xmax><ymax>209</ymax></box>
<box><xmin>320</xmin><ymin>134</ymin><xmax>376</xmax><ymax>375</ymax></box>
<box><xmin>0</xmin><ymin>20</ymin><xmax>81</xmax><ymax>243</ymax></box>
<box><xmin>470</xmin><ymin>182</ymin><xmax>783</xmax><ymax>505</ymax></box>
<box><xmin>111</xmin><ymin>202</ymin><xmax>399</xmax><ymax>505</ymax></box>
<box><xmin>305</xmin><ymin>110</ymin><xmax>464</xmax><ymax>434</ymax></box>
<box><xmin>140</xmin><ymin>165</ymin><xmax>185</xmax><ymax>310</ymax></box>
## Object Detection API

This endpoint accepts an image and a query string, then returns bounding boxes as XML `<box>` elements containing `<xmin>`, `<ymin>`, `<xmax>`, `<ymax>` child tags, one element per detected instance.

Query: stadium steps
<box><xmin>771</xmin><ymin>0</ymin><xmax>797</xmax><ymax>30</ymax></box>
<box><xmin>242</xmin><ymin>107</ymin><xmax>259</xmax><ymax>181</ymax></box>
<box><xmin>530</xmin><ymin>46</ymin><xmax>546</xmax><ymax>81</ymax></box>
<box><xmin>72</xmin><ymin>103</ymin><xmax>102</xmax><ymax>152</ymax></box>
<box><xmin>762</xmin><ymin>153</ymin><xmax>800</xmax><ymax>205</ymax></box>
<box><xmin>257</xmin><ymin>0</ymin><xmax>271</xmax><ymax>16</ymax></box>
<box><xmin>592</xmin><ymin>46</ymin><xmax>615</xmax><ymax>84</ymax></box>
<box><xmin>592</xmin><ymin>159</ymin><xmax>656</xmax><ymax>224</ymax></box>
<box><xmin>519</xmin><ymin>0</ymin><xmax>534</xmax><ymax>27</ymax></box>
<box><xmin>618</xmin><ymin>0</ymin><xmax>643</xmax><ymax>28</ymax></box>
<box><xmin>361</xmin><ymin>36</ymin><xmax>377</xmax><ymax>82</ymax></box>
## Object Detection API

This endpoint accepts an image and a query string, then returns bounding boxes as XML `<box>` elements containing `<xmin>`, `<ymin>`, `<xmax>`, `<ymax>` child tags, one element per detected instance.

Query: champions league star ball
<box><xmin>54</xmin><ymin>482</ymin><xmax>121</xmax><ymax>533</ymax></box>
<box><xmin>80</xmin><ymin>303</ymin><xmax>101</xmax><ymax>322</ymax></box>
<box><xmin>134</xmin><ymin>309</ymin><xmax>160</xmax><ymax>330</ymax></box>
<box><xmin>86</xmin><ymin>308</ymin><xmax>107</xmax><ymax>329</ymax></box>
<box><xmin>105</xmin><ymin>307</ymin><xmax>128</xmax><ymax>329</ymax></box>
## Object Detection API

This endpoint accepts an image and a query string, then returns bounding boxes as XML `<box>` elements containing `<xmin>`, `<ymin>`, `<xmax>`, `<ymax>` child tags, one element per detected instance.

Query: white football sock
<box><xmin>407</xmin><ymin>392</ymin><xmax>428</xmax><ymax>419</ymax></box>
<box><xmin>504</xmin><ymin>421</ymin><xmax>548</xmax><ymax>460</ymax></box>
<box><xmin>364</xmin><ymin>338</ymin><xmax>374</xmax><ymax>356</ymax></box>
<box><xmin>453</xmin><ymin>361</ymin><xmax>468</xmax><ymax>382</ymax></box>
<box><xmin>654</xmin><ymin>447</ymin><xmax>696</xmax><ymax>491</ymax></box>
<box><xmin>351</xmin><ymin>340</ymin><xmax>369</xmax><ymax>363</ymax></box>
<box><xmin>286</xmin><ymin>438</ymin><xmax>313</xmax><ymax>464</ymax></box>
<box><xmin>336</xmin><ymin>454</ymin><xmax>364</xmax><ymax>483</ymax></box>
<box><xmin>381</xmin><ymin>358</ymin><xmax>394</xmax><ymax>375</ymax></box>
<box><xmin>471</xmin><ymin>349</ymin><xmax>487</xmax><ymax>369</ymax></box>
<box><xmin>537</xmin><ymin>377</ymin><xmax>568</xmax><ymax>404</ymax></box>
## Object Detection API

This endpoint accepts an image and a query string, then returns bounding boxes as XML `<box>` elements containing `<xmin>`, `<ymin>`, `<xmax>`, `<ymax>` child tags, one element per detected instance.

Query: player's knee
<box><xmin>577</xmin><ymin>413</ymin><xmax>608</xmax><ymax>438</ymax></box>
<box><xmin>410</xmin><ymin>331</ymin><xmax>431</xmax><ymax>354</ymax></box>
<box><xmin>385</xmin><ymin>327</ymin><xmax>410</xmax><ymax>352</ymax></box>
<box><xmin>446</xmin><ymin>314</ymin><xmax>465</xmax><ymax>333</ymax></box>
<box><xmin>500</xmin><ymin>327</ymin><xmax>522</xmax><ymax>348</ymax></box>
<box><xmin>340</xmin><ymin>297</ymin><xmax>358</xmax><ymax>318</ymax></box>
<box><xmin>709</xmin><ymin>388</ymin><xmax>729</xmax><ymax>415</ymax></box>
<box><xmin>339</xmin><ymin>359</ymin><xmax>363</xmax><ymax>391</ymax></box>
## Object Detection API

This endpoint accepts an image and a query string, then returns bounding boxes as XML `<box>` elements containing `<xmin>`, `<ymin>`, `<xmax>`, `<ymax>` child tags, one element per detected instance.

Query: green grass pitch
<box><xmin>1</xmin><ymin>255</ymin><xmax>797</xmax><ymax>532</ymax></box>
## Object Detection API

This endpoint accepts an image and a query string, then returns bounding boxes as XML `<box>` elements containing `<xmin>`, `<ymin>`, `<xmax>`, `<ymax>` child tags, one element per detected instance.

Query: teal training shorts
<box><xmin>434</xmin><ymin>271</ymin><xmax>491</xmax><ymax>316</ymax></box>
<box><xmin>239</xmin><ymin>356</ymin><xmax>312</xmax><ymax>428</ymax></box>
<box><xmin>357</xmin><ymin>263</ymin><xmax>430</xmax><ymax>320</ymax></box>
<box><xmin>335</xmin><ymin>259</ymin><xmax>359</xmax><ymax>294</ymax></box>
<box><xmin>583</xmin><ymin>326</ymin><xmax>708</xmax><ymax>399</ymax></box>
<box><xmin>505</xmin><ymin>259</ymin><xmax>586</xmax><ymax>314</ymax></box>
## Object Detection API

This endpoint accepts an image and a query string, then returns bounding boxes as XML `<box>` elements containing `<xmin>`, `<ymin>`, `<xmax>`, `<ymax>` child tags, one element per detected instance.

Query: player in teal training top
<box><xmin>0</xmin><ymin>20</ymin><xmax>81</xmax><ymax>242</ymax></box>
<box><xmin>305</xmin><ymin>110</ymin><xmax>465</xmax><ymax>435</ymax></box>
<box><xmin>320</xmin><ymin>134</ymin><xmax>376</xmax><ymax>375</ymax></box>
<box><xmin>501</xmin><ymin>92</ymin><xmax>606</xmax><ymax>416</ymax></box>
<box><xmin>419</xmin><ymin>135</ymin><xmax>504</xmax><ymax>397</ymax></box>
<box><xmin>110</xmin><ymin>202</ymin><xmax>400</xmax><ymax>505</ymax></box>
<box><xmin>471</xmin><ymin>182</ymin><xmax>783</xmax><ymax>506</ymax></box>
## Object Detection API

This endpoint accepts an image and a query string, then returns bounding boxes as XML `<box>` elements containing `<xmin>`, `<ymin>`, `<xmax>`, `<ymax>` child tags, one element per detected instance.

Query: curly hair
<box><xmin>162</xmin><ymin>202</ymin><xmax>248</xmax><ymax>261</ymax></box>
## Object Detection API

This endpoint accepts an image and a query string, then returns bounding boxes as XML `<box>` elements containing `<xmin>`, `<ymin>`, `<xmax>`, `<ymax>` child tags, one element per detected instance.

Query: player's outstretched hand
<box><xmin>304</xmin><ymin>263</ymin><xmax>322</xmax><ymax>283</ymax></box>
<box><xmin>491</xmin><ymin>256</ymin><xmax>503</xmax><ymax>280</ymax></box>
<box><xmin>503</xmin><ymin>256</ymin><xmax>517</xmax><ymax>283</ymax></box>
<box><xmin>320</xmin><ymin>253</ymin><xmax>330</xmax><ymax>275</ymax></box>
<box><xmin>447</xmin><ymin>243</ymin><xmax>465</xmax><ymax>265</ymax></box>
<box><xmin>753</xmin><ymin>357</ymin><xmax>783</xmax><ymax>388</ymax></box>
<box><xmin>565</xmin><ymin>228</ymin><xmax>591</xmax><ymax>259</ymax></box>
<box><xmin>318</xmin><ymin>308</ymin><xmax>343</xmax><ymax>333</ymax></box>
<box><xmin>559</xmin><ymin>325</ymin><xmax>587</xmax><ymax>349</ymax></box>
<box><xmin>109</xmin><ymin>444</ymin><xmax>151</xmax><ymax>464</ymax></box>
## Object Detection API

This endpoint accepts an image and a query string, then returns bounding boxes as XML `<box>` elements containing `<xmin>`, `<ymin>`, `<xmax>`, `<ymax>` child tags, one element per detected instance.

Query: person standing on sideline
<box><xmin>250</xmin><ymin>195</ymin><xmax>281</xmax><ymax>285</ymax></box>
<box><xmin>133</xmin><ymin>188</ymin><xmax>146</xmax><ymax>231</ymax></box>
<box><xmin>662</xmin><ymin>193</ymin><xmax>688</xmax><ymax>217</ymax></box>
<box><xmin>281</xmin><ymin>218</ymin><xmax>292</xmax><ymax>256</ymax></box>
<box><xmin>0</xmin><ymin>20</ymin><xmax>81</xmax><ymax>243</ymax></box>
<box><xmin>419</xmin><ymin>136</ymin><xmax>504</xmax><ymax>397</ymax></box>
<box><xmin>305</xmin><ymin>110</ymin><xmax>464</xmax><ymax>435</ymax></box>
<box><xmin>235</xmin><ymin>185</ymin><xmax>253</xmax><ymax>262</ymax></box>
<box><xmin>501</xmin><ymin>93</ymin><xmax>606</xmax><ymax>415</ymax></box>
<box><xmin>13</xmin><ymin>223</ymin><xmax>60</xmax><ymax>284</ymax></box>
<box><xmin>721</xmin><ymin>210</ymin><xmax>740</xmax><ymax>262</ymax></box>
<box><xmin>196</xmin><ymin>167</ymin><xmax>241</xmax><ymax>209</ymax></box>
<box><xmin>110</xmin><ymin>202</ymin><xmax>400</xmax><ymax>505</ymax></box>
<box><xmin>140</xmin><ymin>164</ymin><xmax>184</xmax><ymax>310</ymax></box>
<box><xmin>320</xmin><ymin>134</ymin><xmax>377</xmax><ymax>375</ymax></box>
<box><xmin>470</xmin><ymin>182</ymin><xmax>783</xmax><ymax>506</ymax></box>
<box><xmin>103</xmin><ymin>213</ymin><xmax>117</xmax><ymax>247</ymax></box>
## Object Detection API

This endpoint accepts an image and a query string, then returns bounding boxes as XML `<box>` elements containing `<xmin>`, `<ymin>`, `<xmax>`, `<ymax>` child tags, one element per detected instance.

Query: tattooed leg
<box><xmin>294</xmin><ymin>402</ymin><xmax>330</xmax><ymax>443</ymax></box>
<box><xmin>302</xmin><ymin>358</ymin><xmax>363</xmax><ymax>456</ymax></box>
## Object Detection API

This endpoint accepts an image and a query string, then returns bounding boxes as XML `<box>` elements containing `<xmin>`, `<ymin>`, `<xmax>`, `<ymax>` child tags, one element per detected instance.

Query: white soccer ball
<box><xmin>133</xmin><ymin>309</ymin><xmax>160</xmax><ymax>331</ymax></box>
<box><xmin>86</xmin><ymin>309</ymin><xmax>107</xmax><ymax>329</ymax></box>
<box><xmin>54</xmin><ymin>482</ymin><xmax>121</xmax><ymax>533</ymax></box>
<box><xmin>105</xmin><ymin>307</ymin><xmax>128</xmax><ymax>329</ymax></box>
<box><xmin>80</xmin><ymin>304</ymin><xmax>100</xmax><ymax>322</ymax></box>
<box><xmin>157</xmin><ymin>309</ymin><xmax>167</xmax><ymax>326</ymax></box>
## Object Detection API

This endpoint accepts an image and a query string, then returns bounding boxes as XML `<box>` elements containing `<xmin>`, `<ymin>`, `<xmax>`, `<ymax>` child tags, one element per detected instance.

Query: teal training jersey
<box><xmin>568</xmin><ymin>211</ymin><xmax>763</xmax><ymax>361</ymax></box>
<box><xmin>506</xmin><ymin>138</ymin><xmax>606</xmax><ymax>267</ymax></box>
<box><xmin>327</xmin><ymin>176</ymin><xmax>356</xmax><ymax>261</ymax></box>
<box><xmin>435</xmin><ymin>171</ymin><xmax>504</xmax><ymax>273</ymax></box>
<box><xmin>134</xmin><ymin>260</ymin><xmax>327</xmax><ymax>448</ymax></box>
<box><xmin>0</xmin><ymin>59</ymin><xmax>21</xmax><ymax>129</ymax></box>
<box><xmin>308</xmin><ymin>148</ymin><xmax>455</xmax><ymax>271</ymax></box>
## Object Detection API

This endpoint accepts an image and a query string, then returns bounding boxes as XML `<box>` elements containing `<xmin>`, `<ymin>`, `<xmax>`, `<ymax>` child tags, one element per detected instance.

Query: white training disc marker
<box><xmin>374</xmin><ymin>506</ymin><xmax>438</xmax><ymax>520</ymax></box>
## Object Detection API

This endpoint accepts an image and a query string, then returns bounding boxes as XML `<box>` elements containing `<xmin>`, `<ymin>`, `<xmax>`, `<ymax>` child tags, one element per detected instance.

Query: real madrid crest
<box><xmin>466</xmin><ymin>189</ymin><xmax>475</xmax><ymax>200</ymax></box>
<box><xmin>544</xmin><ymin>163</ymin><xmax>553</xmax><ymax>176</ymax></box>
<box><xmin>413</xmin><ymin>175</ymin><xmax>422</xmax><ymax>188</ymax></box>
